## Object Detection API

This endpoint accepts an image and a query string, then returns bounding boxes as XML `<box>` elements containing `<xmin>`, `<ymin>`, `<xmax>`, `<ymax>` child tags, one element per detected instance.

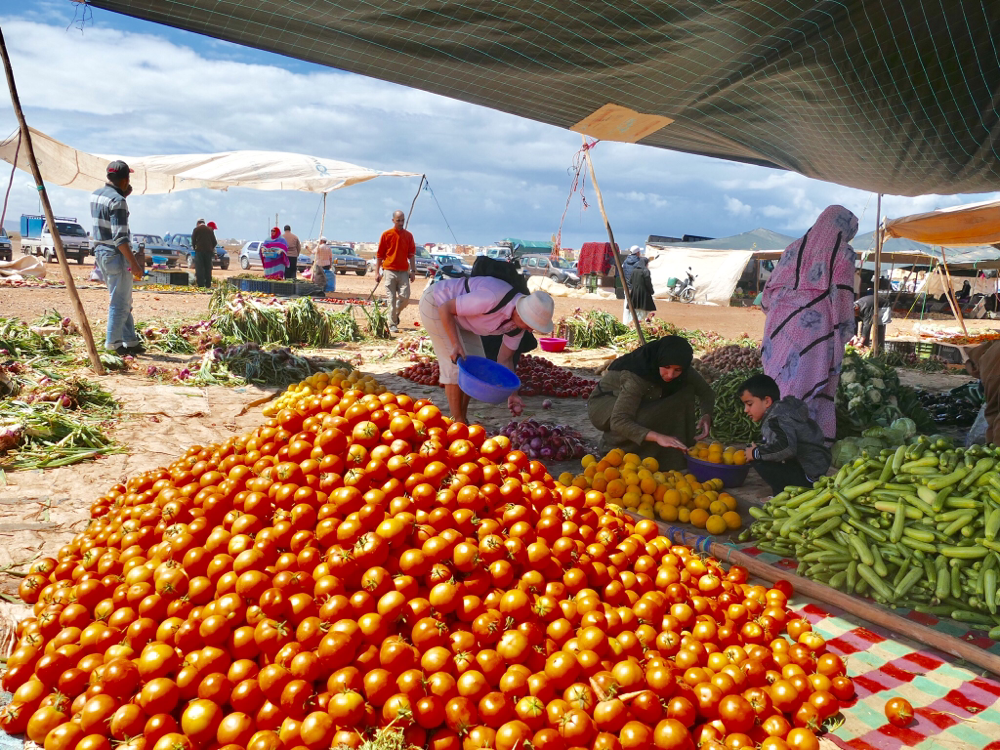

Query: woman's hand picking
<box><xmin>694</xmin><ymin>415</ymin><xmax>712</xmax><ymax>441</ymax></box>
<box><xmin>650</xmin><ymin>432</ymin><xmax>688</xmax><ymax>451</ymax></box>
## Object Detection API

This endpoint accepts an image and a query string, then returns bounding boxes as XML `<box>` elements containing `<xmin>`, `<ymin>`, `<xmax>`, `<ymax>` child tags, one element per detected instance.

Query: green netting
<box><xmin>85</xmin><ymin>0</ymin><xmax>1000</xmax><ymax>195</ymax></box>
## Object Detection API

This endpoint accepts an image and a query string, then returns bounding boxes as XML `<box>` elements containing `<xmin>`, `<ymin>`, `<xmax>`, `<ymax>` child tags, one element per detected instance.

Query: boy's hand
<box><xmin>744</xmin><ymin>445</ymin><xmax>755</xmax><ymax>462</ymax></box>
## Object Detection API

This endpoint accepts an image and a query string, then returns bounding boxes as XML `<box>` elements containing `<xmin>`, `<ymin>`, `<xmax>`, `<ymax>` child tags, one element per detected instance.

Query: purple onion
<box><xmin>540</xmin><ymin>447</ymin><xmax>554</xmax><ymax>459</ymax></box>
<box><xmin>529</xmin><ymin>437</ymin><xmax>542</xmax><ymax>450</ymax></box>
<box><xmin>542</xmin><ymin>400</ymin><xmax>553</xmax><ymax>410</ymax></box>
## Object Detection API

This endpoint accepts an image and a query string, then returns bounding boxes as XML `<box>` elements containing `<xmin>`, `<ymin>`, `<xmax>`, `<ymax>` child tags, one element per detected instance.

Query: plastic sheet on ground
<box><xmin>0</xmin><ymin>256</ymin><xmax>46</xmax><ymax>283</ymax></box>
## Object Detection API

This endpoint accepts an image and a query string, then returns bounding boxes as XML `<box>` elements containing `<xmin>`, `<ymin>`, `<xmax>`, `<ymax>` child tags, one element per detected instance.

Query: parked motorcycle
<box><xmin>664</xmin><ymin>267</ymin><xmax>697</xmax><ymax>303</ymax></box>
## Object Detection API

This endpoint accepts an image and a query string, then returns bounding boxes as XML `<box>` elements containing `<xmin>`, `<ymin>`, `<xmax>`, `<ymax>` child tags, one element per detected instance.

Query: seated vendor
<box><xmin>588</xmin><ymin>335</ymin><xmax>713</xmax><ymax>470</ymax></box>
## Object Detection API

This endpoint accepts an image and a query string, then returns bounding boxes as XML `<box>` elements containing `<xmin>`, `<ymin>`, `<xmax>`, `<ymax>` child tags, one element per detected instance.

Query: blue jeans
<box><xmin>95</xmin><ymin>246</ymin><xmax>139</xmax><ymax>349</ymax></box>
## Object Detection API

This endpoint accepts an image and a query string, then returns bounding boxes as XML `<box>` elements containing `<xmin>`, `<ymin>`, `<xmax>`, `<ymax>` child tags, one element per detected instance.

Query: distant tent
<box><xmin>644</xmin><ymin>229</ymin><xmax>795</xmax><ymax>306</ymax></box>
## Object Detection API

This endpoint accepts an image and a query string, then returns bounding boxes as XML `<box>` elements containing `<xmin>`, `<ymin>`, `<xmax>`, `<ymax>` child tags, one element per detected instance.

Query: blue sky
<box><xmin>2</xmin><ymin>0</ymin><xmax>998</xmax><ymax>249</ymax></box>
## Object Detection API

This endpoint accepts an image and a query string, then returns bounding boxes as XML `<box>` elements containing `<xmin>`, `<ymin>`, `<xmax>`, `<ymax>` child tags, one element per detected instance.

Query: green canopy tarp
<box><xmin>88</xmin><ymin>0</ymin><xmax>1000</xmax><ymax>195</ymax></box>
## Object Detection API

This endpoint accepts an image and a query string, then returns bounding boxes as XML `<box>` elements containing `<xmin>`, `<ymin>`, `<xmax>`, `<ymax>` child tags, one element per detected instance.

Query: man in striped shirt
<box><xmin>91</xmin><ymin>160</ymin><xmax>145</xmax><ymax>355</ymax></box>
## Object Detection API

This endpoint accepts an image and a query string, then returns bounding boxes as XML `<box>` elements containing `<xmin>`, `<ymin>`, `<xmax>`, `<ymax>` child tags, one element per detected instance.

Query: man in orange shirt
<box><xmin>375</xmin><ymin>210</ymin><xmax>417</xmax><ymax>333</ymax></box>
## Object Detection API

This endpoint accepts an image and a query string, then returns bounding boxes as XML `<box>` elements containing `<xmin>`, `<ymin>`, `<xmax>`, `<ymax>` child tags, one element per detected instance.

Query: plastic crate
<box><xmin>271</xmin><ymin>281</ymin><xmax>296</xmax><ymax>297</ymax></box>
<box><xmin>237</xmin><ymin>279</ymin><xmax>272</xmax><ymax>293</ymax></box>
<box><xmin>149</xmin><ymin>270</ymin><xmax>190</xmax><ymax>286</ymax></box>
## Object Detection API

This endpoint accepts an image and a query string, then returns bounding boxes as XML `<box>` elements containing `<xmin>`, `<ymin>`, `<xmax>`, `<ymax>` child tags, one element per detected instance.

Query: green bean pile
<box><xmin>709</xmin><ymin>367</ymin><xmax>763</xmax><ymax>444</ymax></box>
<box><xmin>745</xmin><ymin>437</ymin><xmax>1000</xmax><ymax>637</ymax></box>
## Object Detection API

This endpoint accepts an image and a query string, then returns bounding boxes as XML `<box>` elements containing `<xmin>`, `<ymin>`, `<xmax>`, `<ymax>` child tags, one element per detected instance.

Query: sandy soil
<box><xmin>5</xmin><ymin>254</ymin><xmax>997</xmax><ymax>344</ymax></box>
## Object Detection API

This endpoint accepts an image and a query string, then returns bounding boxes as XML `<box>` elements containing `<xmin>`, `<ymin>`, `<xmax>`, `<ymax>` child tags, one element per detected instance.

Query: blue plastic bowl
<box><xmin>685</xmin><ymin>455</ymin><xmax>751</xmax><ymax>488</ymax></box>
<box><xmin>458</xmin><ymin>356</ymin><xmax>520</xmax><ymax>404</ymax></box>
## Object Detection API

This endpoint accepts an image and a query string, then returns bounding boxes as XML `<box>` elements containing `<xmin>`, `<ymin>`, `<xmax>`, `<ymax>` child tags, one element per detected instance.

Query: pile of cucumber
<box><xmin>744</xmin><ymin>436</ymin><xmax>1000</xmax><ymax>638</ymax></box>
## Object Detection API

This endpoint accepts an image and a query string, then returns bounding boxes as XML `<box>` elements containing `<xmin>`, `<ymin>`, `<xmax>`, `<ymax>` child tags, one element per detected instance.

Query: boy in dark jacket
<box><xmin>738</xmin><ymin>374</ymin><xmax>831</xmax><ymax>495</ymax></box>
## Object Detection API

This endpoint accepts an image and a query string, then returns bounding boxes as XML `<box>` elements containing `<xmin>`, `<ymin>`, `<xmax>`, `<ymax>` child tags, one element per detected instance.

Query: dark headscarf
<box><xmin>608</xmin><ymin>335</ymin><xmax>693</xmax><ymax>397</ymax></box>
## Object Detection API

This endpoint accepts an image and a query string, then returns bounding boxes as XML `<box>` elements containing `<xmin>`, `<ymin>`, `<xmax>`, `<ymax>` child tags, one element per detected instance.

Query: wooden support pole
<box><xmin>939</xmin><ymin>247</ymin><xmax>969</xmax><ymax>336</ymax></box>
<box><xmin>405</xmin><ymin>175</ymin><xmax>425</xmax><ymax>231</ymax></box>
<box><xmin>318</xmin><ymin>193</ymin><xmax>327</xmax><ymax>239</ymax></box>
<box><xmin>628</xmin><ymin>512</ymin><xmax>1000</xmax><ymax>678</ymax></box>
<box><xmin>0</xmin><ymin>27</ymin><xmax>104</xmax><ymax>375</ymax></box>
<box><xmin>872</xmin><ymin>194</ymin><xmax>883</xmax><ymax>354</ymax></box>
<box><xmin>580</xmin><ymin>137</ymin><xmax>646</xmax><ymax>344</ymax></box>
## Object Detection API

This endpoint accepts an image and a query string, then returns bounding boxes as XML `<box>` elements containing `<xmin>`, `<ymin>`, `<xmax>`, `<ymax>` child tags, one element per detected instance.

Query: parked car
<box><xmin>414</xmin><ymin>247</ymin><xmax>439</xmax><ymax>278</ymax></box>
<box><xmin>328</xmin><ymin>245</ymin><xmax>367</xmax><ymax>275</ymax></box>
<box><xmin>433</xmin><ymin>253</ymin><xmax>471</xmax><ymax>275</ymax></box>
<box><xmin>237</xmin><ymin>241</ymin><xmax>312</xmax><ymax>270</ymax></box>
<box><xmin>132</xmin><ymin>234</ymin><xmax>181</xmax><ymax>268</ymax></box>
<box><xmin>520</xmin><ymin>254</ymin><xmax>580</xmax><ymax>287</ymax></box>
<box><xmin>165</xmin><ymin>232</ymin><xmax>230</xmax><ymax>270</ymax></box>
<box><xmin>480</xmin><ymin>246</ymin><xmax>512</xmax><ymax>260</ymax></box>
<box><xmin>0</xmin><ymin>228</ymin><xmax>11</xmax><ymax>262</ymax></box>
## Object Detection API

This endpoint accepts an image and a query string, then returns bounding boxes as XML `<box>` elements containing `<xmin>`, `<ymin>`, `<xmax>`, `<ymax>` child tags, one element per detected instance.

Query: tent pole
<box><xmin>405</xmin><ymin>175</ymin><xmax>425</xmax><ymax>231</ymax></box>
<box><xmin>0</xmin><ymin>28</ymin><xmax>104</xmax><ymax>375</ymax></box>
<box><xmin>872</xmin><ymin>194</ymin><xmax>882</xmax><ymax>354</ymax></box>
<box><xmin>319</xmin><ymin>193</ymin><xmax>327</xmax><ymax>238</ymax></box>
<box><xmin>939</xmin><ymin>247</ymin><xmax>968</xmax><ymax>335</ymax></box>
<box><xmin>580</xmin><ymin>136</ymin><xmax>646</xmax><ymax>343</ymax></box>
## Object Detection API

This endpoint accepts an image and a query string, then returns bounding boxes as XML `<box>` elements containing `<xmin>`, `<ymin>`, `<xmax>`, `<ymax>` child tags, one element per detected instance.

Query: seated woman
<box><xmin>588</xmin><ymin>335</ymin><xmax>713</xmax><ymax>469</ymax></box>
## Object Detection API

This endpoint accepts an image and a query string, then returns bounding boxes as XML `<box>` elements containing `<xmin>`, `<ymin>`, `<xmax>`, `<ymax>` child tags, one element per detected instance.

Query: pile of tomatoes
<box><xmin>1</xmin><ymin>379</ymin><xmax>854</xmax><ymax>750</ymax></box>
<box><xmin>515</xmin><ymin>356</ymin><xmax>595</xmax><ymax>400</ymax></box>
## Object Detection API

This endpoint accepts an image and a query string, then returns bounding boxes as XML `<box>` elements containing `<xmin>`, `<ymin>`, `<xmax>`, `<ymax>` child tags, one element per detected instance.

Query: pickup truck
<box><xmin>164</xmin><ymin>233</ymin><xmax>230</xmax><ymax>270</ymax></box>
<box><xmin>20</xmin><ymin>214</ymin><xmax>90</xmax><ymax>264</ymax></box>
<box><xmin>0</xmin><ymin>229</ymin><xmax>11</xmax><ymax>262</ymax></box>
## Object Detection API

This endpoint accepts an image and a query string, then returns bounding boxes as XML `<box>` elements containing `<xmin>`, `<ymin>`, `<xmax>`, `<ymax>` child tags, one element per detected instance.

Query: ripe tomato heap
<box><xmin>2</xmin><ymin>382</ymin><xmax>854</xmax><ymax>750</ymax></box>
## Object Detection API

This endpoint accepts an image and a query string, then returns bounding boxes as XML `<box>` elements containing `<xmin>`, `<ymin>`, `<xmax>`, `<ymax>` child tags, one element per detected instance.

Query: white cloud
<box><xmin>724</xmin><ymin>197</ymin><xmax>751</xmax><ymax>217</ymax></box>
<box><xmin>2</xmin><ymin>6</ymin><xmax>1000</xmax><ymax>250</ymax></box>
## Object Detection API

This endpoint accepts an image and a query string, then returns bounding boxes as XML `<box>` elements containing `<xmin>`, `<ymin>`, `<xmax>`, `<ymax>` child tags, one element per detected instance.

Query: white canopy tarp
<box><xmin>0</xmin><ymin>128</ymin><xmax>420</xmax><ymax>195</ymax></box>
<box><xmin>644</xmin><ymin>245</ymin><xmax>753</xmax><ymax>306</ymax></box>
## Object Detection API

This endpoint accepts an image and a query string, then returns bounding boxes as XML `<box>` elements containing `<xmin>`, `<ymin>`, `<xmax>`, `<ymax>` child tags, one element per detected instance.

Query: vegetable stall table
<box><xmin>634</xmin><ymin>513</ymin><xmax>1000</xmax><ymax>750</ymax></box>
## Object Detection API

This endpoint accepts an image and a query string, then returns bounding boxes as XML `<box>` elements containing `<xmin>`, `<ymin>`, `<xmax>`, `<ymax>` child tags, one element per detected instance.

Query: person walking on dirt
<box><xmin>91</xmin><ymin>160</ymin><xmax>145</xmax><ymax>356</ymax></box>
<box><xmin>376</xmin><ymin>210</ymin><xmax>417</xmax><ymax>333</ymax></box>
<box><xmin>191</xmin><ymin>218</ymin><xmax>217</xmax><ymax>288</ymax></box>
<box><xmin>621</xmin><ymin>245</ymin><xmax>644</xmax><ymax>324</ymax></box>
<box><xmin>282</xmin><ymin>225</ymin><xmax>301</xmax><ymax>280</ymax></box>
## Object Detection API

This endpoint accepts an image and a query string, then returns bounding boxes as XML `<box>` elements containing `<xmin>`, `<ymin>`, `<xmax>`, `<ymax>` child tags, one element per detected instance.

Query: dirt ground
<box><xmin>0</xmin><ymin>266</ymin><xmax>996</xmax><ymax>594</ymax></box>
<box><xmin>5</xmin><ymin>254</ymin><xmax>998</xmax><ymax>342</ymax></box>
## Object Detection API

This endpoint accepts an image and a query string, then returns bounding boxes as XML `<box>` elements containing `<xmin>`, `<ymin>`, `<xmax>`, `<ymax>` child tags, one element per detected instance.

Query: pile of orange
<box><xmin>690</xmin><ymin>441</ymin><xmax>748</xmax><ymax>466</ymax></box>
<box><xmin>557</xmin><ymin>449</ymin><xmax>742</xmax><ymax>534</ymax></box>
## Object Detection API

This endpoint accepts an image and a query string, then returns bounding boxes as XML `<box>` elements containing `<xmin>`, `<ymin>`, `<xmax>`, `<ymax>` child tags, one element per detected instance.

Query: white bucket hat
<box><xmin>516</xmin><ymin>291</ymin><xmax>555</xmax><ymax>334</ymax></box>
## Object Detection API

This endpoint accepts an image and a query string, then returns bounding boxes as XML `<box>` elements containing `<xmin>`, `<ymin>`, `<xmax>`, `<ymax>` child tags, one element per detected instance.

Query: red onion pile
<box><xmin>516</xmin><ymin>354</ymin><xmax>596</xmax><ymax>399</ymax></box>
<box><xmin>398</xmin><ymin>359</ymin><xmax>440</xmax><ymax>385</ymax></box>
<box><xmin>499</xmin><ymin>418</ymin><xmax>589</xmax><ymax>461</ymax></box>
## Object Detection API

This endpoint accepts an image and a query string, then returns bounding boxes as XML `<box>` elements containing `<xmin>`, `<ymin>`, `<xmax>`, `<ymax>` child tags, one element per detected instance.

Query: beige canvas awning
<box><xmin>0</xmin><ymin>127</ymin><xmax>420</xmax><ymax>195</ymax></box>
<box><xmin>884</xmin><ymin>199</ymin><xmax>1000</xmax><ymax>246</ymax></box>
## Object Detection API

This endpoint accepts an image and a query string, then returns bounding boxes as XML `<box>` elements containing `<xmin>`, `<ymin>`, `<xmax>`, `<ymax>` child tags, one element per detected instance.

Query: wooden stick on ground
<box><xmin>579</xmin><ymin>137</ymin><xmax>646</xmax><ymax>344</ymax></box>
<box><xmin>938</xmin><ymin>247</ymin><xmax>969</xmax><ymax>336</ymax></box>
<box><xmin>628</xmin><ymin>512</ymin><xmax>1000</xmax><ymax>679</ymax></box>
<box><xmin>0</xmin><ymin>28</ymin><xmax>104</xmax><ymax>375</ymax></box>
